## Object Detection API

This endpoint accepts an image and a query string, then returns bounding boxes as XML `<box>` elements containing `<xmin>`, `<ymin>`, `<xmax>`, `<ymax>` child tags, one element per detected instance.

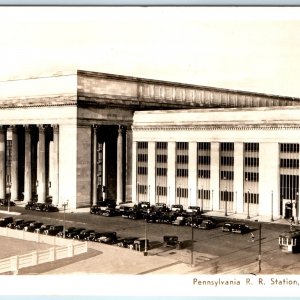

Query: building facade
<box><xmin>0</xmin><ymin>70</ymin><xmax>300</xmax><ymax>220</ymax></box>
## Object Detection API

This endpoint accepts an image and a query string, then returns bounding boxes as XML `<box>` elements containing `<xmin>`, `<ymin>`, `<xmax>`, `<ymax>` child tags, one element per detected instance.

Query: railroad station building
<box><xmin>1</xmin><ymin>70</ymin><xmax>300</xmax><ymax>221</ymax></box>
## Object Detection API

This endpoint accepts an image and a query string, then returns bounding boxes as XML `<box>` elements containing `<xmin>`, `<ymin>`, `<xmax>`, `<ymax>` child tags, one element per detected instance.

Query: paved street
<box><xmin>1</xmin><ymin>204</ymin><xmax>300</xmax><ymax>274</ymax></box>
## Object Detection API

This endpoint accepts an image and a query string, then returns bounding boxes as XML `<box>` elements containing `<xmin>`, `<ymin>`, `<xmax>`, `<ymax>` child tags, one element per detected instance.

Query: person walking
<box><xmin>251</xmin><ymin>232</ymin><xmax>255</xmax><ymax>242</ymax></box>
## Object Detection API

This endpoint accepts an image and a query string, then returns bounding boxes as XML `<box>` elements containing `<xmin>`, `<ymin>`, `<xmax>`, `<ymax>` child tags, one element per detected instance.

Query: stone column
<box><xmin>10</xmin><ymin>126</ymin><xmax>18</xmax><ymax>201</ymax></box>
<box><xmin>234</xmin><ymin>142</ymin><xmax>244</xmax><ymax>213</ymax></box>
<box><xmin>188</xmin><ymin>142</ymin><xmax>198</xmax><ymax>207</ymax></box>
<box><xmin>125</xmin><ymin>126</ymin><xmax>133</xmax><ymax>202</ymax></box>
<box><xmin>37</xmin><ymin>125</ymin><xmax>46</xmax><ymax>203</ymax></box>
<box><xmin>24</xmin><ymin>125</ymin><xmax>32</xmax><ymax>203</ymax></box>
<box><xmin>167</xmin><ymin>142</ymin><xmax>176</xmax><ymax>207</ymax></box>
<box><xmin>132</xmin><ymin>141</ymin><xmax>137</xmax><ymax>203</ymax></box>
<box><xmin>92</xmin><ymin>125</ymin><xmax>97</xmax><ymax>206</ymax></box>
<box><xmin>259</xmin><ymin>142</ymin><xmax>280</xmax><ymax>218</ymax></box>
<box><xmin>117</xmin><ymin>126</ymin><xmax>123</xmax><ymax>204</ymax></box>
<box><xmin>52</xmin><ymin>125</ymin><xmax>59</xmax><ymax>205</ymax></box>
<box><xmin>102</xmin><ymin>142</ymin><xmax>106</xmax><ymax>200</ymax></box>
<box><xmin>0</xmin><ymin>127</ymin><xmax>6</xmax><ymax>199</ymax></box>
<box><xmin>148</xmin><ymin>141</ymin><xmax>156</xmax><ymax>205</ymax></box>
<box><xmin>210</xmin><ymin>142</ymin><xmax>220</xmax><ymax>211</ymax></box>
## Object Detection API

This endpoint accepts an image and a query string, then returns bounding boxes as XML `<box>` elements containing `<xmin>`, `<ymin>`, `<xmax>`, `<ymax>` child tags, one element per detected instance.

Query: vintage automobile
<box><xmin>222</xmin><ymin>222</ymin><xmax>234</xmax><ymax>232</ymax></box>
<box><xmin>45</xmin><ymin>225</ymin><xmax>64</xmax><ymax>236</ymax></box>
<box><xmin>35</xmin><ymin>224</ymin><xmax>52</xmax><ymax>234</ymax></box>
<box><xmin>25</xmin><ymin>201</ymin><xmax>37</xmax><ymax>210</ymax></box>
<box><xmin>137</xmin><ymin>201</ymin><xmax>151</xmax><ymax>210</ymax></box>
<box><xmin>170</xmin><ymin>204</ymin><xmax>184</xmax><ymax>212</ymax></box>
<box><xmin>95</xmin><ymin>232</ymin><xmax>117</xmax><ymax>244</ymax></box>
<box><xmin>7</xmin><ymin>218</ymin><xmax>24</xmax><ymax>229</ymax></box>
<box><xmin>117</xmin><ymin>237</ymin><xmax>139</xmax><ymax>248</ymax></box>
<box><xmin>231</xmin><ymin>223</ymin><xmax>250</xmax><ymax>234</ymax></box>
<box><xmin>0</xmin><ymin>199</ymin><xmax>16</xmax><ymax>207</ymax></box>
<box><xmin>115</xmin><ymin>201</ymin><xmax>135</xmax><ymax>215</ymax></box>
<box><xmin>90</xmin><ymin>205</ymin><xmax>101</xmax><ymax>215</ymax></box>
<box><xmin>25</xmin><ymin>222</ymin><xmax>44</xmax><ymax>232</ymax></box>
<box><xmin>73</xmin><ymin>229</ymin><xmax>95</xmax><ymax>240</ymax></box>
<box><xmin>133</xmin><ymin>238</ymin><xmax>150</xmax><ymax>252</ymax></box>
<box><xmin>128</xmin><ymin>208</ymin><xmax>145</xmax><ymax>220</ymax></box>
<box><xmin>0</xmin><ymin>216</ymin><xmax>14</xmax><ymax>227</ymax></box>
<box><xmin>198</xmin><ymin>219</ymin><xmax>217</xmax><ymax>230</ymax></box>
<box><xmin>86</xmin><ymin>232</ymin><xmax>104</xmax><ymax>242</ymax></box>
<box><xmin>56</xmin><ymin>227</ymin><xmax>77</xmax><ymax>238</ymax></box>
<box><xmin>67</xmin><ymin>228</ymin><xmax>86</xmax><ymax>239</ymax></box>
<box><xmin>35</xmin><ymin>203</ymin><xmax>45</xmax><ymax>211</ymax></box>
<box><xmin>172</xmin><ymin>216</ymin><xmax>186</xmax><ymax>226</ymax></box>
<box><xmin>102</xmin><ymin>208</ymin><xmax>117</xmax><ymax>217</ymax></box>
<box><xmin>163</xmin><ymin>235</ymin><xmax>182</xmax><ymax>249</ymax></box>
<box><xmin>186</xmin><ymin>206</ymin><xmax>202</xmax><ymax>215</ymax></box>
<box><xmin>43</xmin><ymin>204</ymin><xmax>59</xmax><ymax>212</ymax></box>
<box><xmin>98</xmin><ymin>199</ymin><xmax>117</xmax><ymax>212</ymax></box>
<box><xmin>16</xmin><ymin>220</ymin><xmax>35</xmax><ymax>230</ymax></box>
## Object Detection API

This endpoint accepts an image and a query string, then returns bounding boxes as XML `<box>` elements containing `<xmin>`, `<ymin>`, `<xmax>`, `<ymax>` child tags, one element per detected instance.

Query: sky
<box><xmin>0</xmin><ymin>6</ymin><xmax>300</xmax><ymax>98</ymax></box>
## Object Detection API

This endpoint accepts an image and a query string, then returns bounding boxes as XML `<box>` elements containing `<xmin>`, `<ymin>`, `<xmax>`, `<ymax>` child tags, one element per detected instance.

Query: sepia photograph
<box><xmin>0</xmin><ymin>4</ymin><xmax>300</xmax><ymax>297</ymax></box>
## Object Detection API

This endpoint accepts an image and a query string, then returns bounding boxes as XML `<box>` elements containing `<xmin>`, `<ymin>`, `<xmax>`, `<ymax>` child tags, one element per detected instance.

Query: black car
<box><xmin>172</xmin><ymin>216</ymin><xmax>186</xmax><ymax>226</ymax></box>
<box><xmin>73</xmin><ymin>229</ymin><xmax>95</xmax><ymax>240</ymax></box>
<box><xmin>43</xmin><ymin>204</ymin><xmax>59</xmax><ymax>212</ymax></box>
<box><xmin>231</xmin><ymin>223</ymin><xmax>250</xmax><ymax>234</ymax></box>
<box><xmin>67</xmin><ymin>228</ymin><xmax>86</xmax><ymax>239</ymax></box>
<box><xmin>35</xmin><ymin>224</ymin><xmax>52</xmax><ymax>234</ymax></box>
<box><xmin>186</xmin><ymin>206</ymin><xmax>202</xmax><ymax>215</ymax></box>
<box><xmin>170</xmin><ymin>204</ymin><xmax>183</xmax><ymax>213</ymax></box>
<box><xmin>0</xmin><ymin>216</ymin><xmax>14</xmax><ymax>227</ymax></box>
<box><xmin>90</xmin><ymin>205</ymin><xmax>101</xmax><ymax>215</ymax></box>
<box><xmin>35</xmin><ymin>203</ymin><xmax>45</xmax><ymax>211</ymax></box>
<box><xmin>25</xmin><ymin>202</ymin><xmax>37</xmax><ymax>210</ymax></box>
<box><xmin>222</xmin><ymin>222</ymin><xmax>234</xmax><ymax>232</ymax></box>
<box><xmin>95</xmin><ymin>232</ymin><xmax>117</xmax><ymax>244</ymax></box>
<box><xmin>45</xmin><ymin>225</ymin><xmax>64</xmax><ymax>236</ymax></box>
<box><xmin>25</xmin><ymin>222</ymin><xmax>44</xmax><ymax>232</ymax></box>
<box><xmin>16</xmin><ymin>220</ymin><xmax>36</xmax><ymax>230</ymax></box>
<box><xmin>117</xmin><ymin>237</ymin><xmax>139</xmax><ymax>248</ymax></box>
<box><xmin>0</xmin><ymin>199</ymin><xmax>16</xmax><ymax>207</ymax></box>
<box><xmin>128</xmin><ymin>209</ymin><xmax>145</xmax><ymax>220</ymax></box>
<box><xmin>86</xmin><ymin>232</ymin><xmax>105</xmax><ymax>241</ymax></box>
<box><xmin>7</xmin><ymin>218</ymin><xmax>24</xmax><ymax>229</ymax></box>
<box><xmin>163</xmin><ymin>235</ymin><xmax>182</xmax><ymax>249</ymax></box>
<box><xmin>57</xmin><ymin>226</ymin><xmax>77</xmax><ymax>238</ymax></box>
<box><xmin>198</xmin><ymin>219</ymin><xmax>216</xmax><ymax>230</ymax></box>
<box><xmin>102</xmin><ymin>208</ymin><xmax>117</xmax><ymax>217</ymax></box>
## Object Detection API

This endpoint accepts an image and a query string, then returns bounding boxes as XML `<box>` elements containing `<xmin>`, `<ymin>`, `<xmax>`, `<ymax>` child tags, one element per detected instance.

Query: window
<box><xmin>176</xmin><ymin>187</ymin><xmax>188</xmax><ymax>198</ymax></box>
<box><xmin>221</xmin><ymin>156</ymin><xmax>234</xmax><ymax>166</ymax></box>
<box><xmin>138</xmin><ymin>154</ymin><xmax>148</xmax><ymax>162</ymax></box>
<box><xmin>177</xmin><ymin>155</ymin><xmax>188</xmax><ymax>164</ymax></box>
<box><xmin>198</xmin><ymin>170</ymin><xmax>210</xmax><ymax>178</ymax></box>
<box><xmin>177</xmin><ymin>168</ymin><xmax>189</xmax><ymax>177</ymax></box>
<box><xmin>138</xmin><ymin>167</ymin><xmax>148</xmax><ymax>175</ymax></box>
<box><xmin>156</xmin><ymin>168</ymin><xmax>167</xmax><ymax>176</ymax></box>
<box><xmin>220</xmin><ymin>171</ymin><xmax>234</xmax><ymax>180</ymax></box>
<box><xmin>198</xmin><ymin>156</ymin><xmax>210</xmax><ymax>165</ymax></box>
<box><xmin>245</xmin><ymin>172</ymin><xmax>259</xmax><ymax>182</ymax></box>
<box><xmin>157</xmin><ymin>154</ymin><xmax>167</xmax><ymax>163</ymax></box>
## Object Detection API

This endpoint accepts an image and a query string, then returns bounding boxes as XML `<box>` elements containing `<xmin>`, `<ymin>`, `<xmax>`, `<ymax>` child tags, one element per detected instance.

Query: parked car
<box><xmin>35</xmin><ymin>224</ymin><xmax>52</xmax><ymax>234</ymax></box>
<box><xmin>231</xmin><ymin>223</ymin><xmax>250</xmax><ymax>234</ymax></box>
<box><xmin>198</xmin><ymin>219</ymin><xmax>216</xmax><ymax>230</ymax></box>
<box><xmin>95</xmin><ymin>232</ymin><xmax>117</xmax><ymax>244</ymax></box>
<box><xmin>133</xmin><ymin>238</ymin><xmax>150</xmax><ymax>251</ymax></box>
<box><xmin>35</xmin><ymin>203</ymin><xmax>45</xmax><ymax>211</ymax></box>
<box><xmin>186</xmin><ymin>206</ymin><xmax>202</xmax><ymax>215</ymax></box>
<box><xmin>7</xmin><ymin>218</ymin><xmax>24</xmax><ymax>229</ymax></box>
<box><xmin>0</xmin><ymin>216</ymin><xmax>14</xmax><ymax>227</ymax></box>
<box><xmin>129</xmin><ymin>208</ymin><xmax>145</xmax><ymax>220</ymax></box>
<box><xmin>102</xmin><ymin>208</ymin><xmax>117</xmax><ymax>217</ymax></box>
<box><xmin>117</xmin><ymin>237</ymin><xmax>139</xmax><ymax>248</ymax></box>
<box><xmin>222</xmin><ymin>222</ymin><xmax>234</xmax><ymax>232</ymax></box>
<box><xmin>45</xmin><ymin>225</ymin><xmax>64</xmax><ymax>236</ymax></box>
<box><xmin>154</xmin><ymin>203</ymin><xmax>168</xmax><ymax>212</ymax></box>
<box><xmin>86</xmin><ymin>232</ymin><xmax>104</xmax><ymax>242</ymax></box>
<box><xmin>67</xmin><ymin>228</ymin><xmax>86</xmax><ymax>239</ymax></box>
<box><xmin>138</xmin><ymin>201</ymin><xmax>150</xmax><ymax>210</ymax></box>
<box><xmin>25</xmin><ymin>222</ymin><xmax>44</xmax><ymax>232</ymax></box>
<box><xmin>163</xmin><ymin>235</ymin><xmax>182</xmax><ymax>249</ymax></box>
<box><xmin>115</xmin><ymin>201</ymin><xmax>135</xmax><ymax>214</ymax></box>
<box><xmin>73</xmin><ymin>229</ymin><xmax>95</xmax><ymax>240</ymax></box>
<box><xmin>90</xmin><ymin>205</ymin><xmax>101</xmax><ymax>215</ymax></box>
<box><xmin>57</xmin><ymin>227</ymin><xmax>77</xmax><ymax>238</ymax></box>
<box><xmin>25</xmin><ymin>202</ymin><xmax>37</xmax><ymax>210</ymax></box>
<box><xmin>172</xmin><ymin>216</ymin><xmax>186</xmax><ymax>226</ymax></box>
<box><xmin>16</xmin><ymin>220</ymin><xmax>36</xmax><ymax>230</ymax></box>
<box><xmin>0</xmin><ymin>199</ymin><xmax>16</xmax><ymax>207</ymax></box>
<box><xmin>43</xmin><ymin>204</ymin><xmax>59</xmax><ymax>212</ymax></box>
<box><xmin>170</xmin><ymin>204</ymin><xmax>183</xmax><ymax>212</ymax></box>
<box><xmin>98</xmin><ymin>199</ymin><xmax>116</xmax><ymax>212</ymax></box>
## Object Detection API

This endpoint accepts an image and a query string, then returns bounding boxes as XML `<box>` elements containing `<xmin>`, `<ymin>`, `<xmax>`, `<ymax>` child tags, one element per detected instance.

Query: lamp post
<box><xmin>62</xmin><ymin>200</ymin><xmax>69</xmax><ymax>238</ymax></box>
<box><xmin>191</xmin><ymin>213</ymin><xmax>194</xmax><ymax>267</ymax></box>
<box><xmin>296</xmin><ymin>192</ymin><xmax>299</xmax><ymax>224</ymax></box>
<box><xmin>7</xmin><ymin>181</ymin><xmax>11</xmax><ymax>213</ymax></box>
<box><xmin>201</xmin><ymin>187</ymin><xmax>204</xmax><ymax>213</ymax></box>
<box><xmin>211</xmin><ymin>190</ymin><xmax>214</xmax><ymax>211</ymax></box>
<box><xmin>271</xmin><ymin>190</ymin><xmax>274</xmax><ymax>222</ymax></box>
<box><xmin>144</xmin><ymin>208</ymin><xmax>150</xmax><ymax>256</ymax></box>
<box><xmin>223</xmin><ymin>176</ymin><xmax>227</xmax><ymax>216</ymax></box>
<box><xmin>247</xmin><ymin>188</ymin><xmax>250</xmax><ymax>219</ymax></box>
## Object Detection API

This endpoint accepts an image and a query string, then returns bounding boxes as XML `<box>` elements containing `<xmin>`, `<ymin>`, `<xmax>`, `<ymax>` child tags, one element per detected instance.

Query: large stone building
<box><xmin>1</xmin><ymin>70</ymin><xmax>300</xmax><ymax>220</ymax></box>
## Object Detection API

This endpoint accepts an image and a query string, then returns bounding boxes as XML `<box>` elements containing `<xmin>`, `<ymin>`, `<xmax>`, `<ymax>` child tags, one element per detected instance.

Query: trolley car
<box><xmin>279</xmin><ymin>230</ymin><xmax>300</xmax><ymax>253</ymax></box>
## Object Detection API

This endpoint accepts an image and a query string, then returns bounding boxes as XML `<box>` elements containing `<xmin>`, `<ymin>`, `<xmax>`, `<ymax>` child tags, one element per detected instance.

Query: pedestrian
<box><xmin>251</xmin><ymin>232</ymin><xmax>255</xmax><ymax>242</ymax></box>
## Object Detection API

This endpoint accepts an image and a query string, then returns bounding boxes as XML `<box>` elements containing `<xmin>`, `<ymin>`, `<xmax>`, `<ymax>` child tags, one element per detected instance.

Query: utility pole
<box><xmin>191</xmin><ymin>215</ymin><xmax>194</xmax><ymax>267</ymax></box>
<box><xmin>258</xmin><ymin>223</ymin><xmax>262</xmax><ymax>273</ymax></box>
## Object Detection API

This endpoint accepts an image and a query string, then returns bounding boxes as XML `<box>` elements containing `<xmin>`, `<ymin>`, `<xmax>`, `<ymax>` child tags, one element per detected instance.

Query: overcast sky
<box><xmin>0</xmin><ymin>6</ymin><xmax>300</xmax><ymax>98</ymax></box>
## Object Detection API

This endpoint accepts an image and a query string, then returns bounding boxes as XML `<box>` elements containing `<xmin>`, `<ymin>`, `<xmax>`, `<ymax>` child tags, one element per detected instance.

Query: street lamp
<box><xmin>247</xmin><ymin>188</ymin><xmax>250</xmax><ymax>219</ymax></box>
<box><xmin>296</xmin><ymin>192</ymin><xmax>299</xmax><ymax>224</ymax></box>
<box><xmin>271</xmin><ymin>190</ymin><xmax>274</xmax><ymax>222</ymax></box>
<box><xmin>144</xmin><ymin>208</ymin><xmax>150</xmax><ymax>256</ymax></box>
<box><xmin>201</xmin><ymin>187</ymin><xmax>204</xmax><ymax>213</ymax></box>
<box><xmin>62</xmin><ymin>200</ymin><xmax>69</xmax><ymax>238</ymax></box>
<box><xmin>223</xmin><ymin>176</ymin><xmax>227</xmax><ymax>216</ymax></box>
<box><xmin>7</xmin><ymin>181</ymin><xmax>11</xmax><ymax>213</ymax></box>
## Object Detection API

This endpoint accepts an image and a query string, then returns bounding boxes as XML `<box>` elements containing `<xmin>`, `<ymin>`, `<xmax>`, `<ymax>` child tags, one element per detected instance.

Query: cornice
<box><xmin>133</xmin><ymin>124</ymin><xmax>300</xmax><ymax>131</ymax></box>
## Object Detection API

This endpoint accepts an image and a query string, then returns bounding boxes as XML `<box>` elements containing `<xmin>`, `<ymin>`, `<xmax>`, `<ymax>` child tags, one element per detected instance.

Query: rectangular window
<box><xmin>220</xmin><ymin>156</ymin><xmax>234</xmax><ymax>166</ymax></box>
<box><xmin>245</xmin><ymin>172</ymin><xmax>259</xmax><ymax>182</ymax></box>
<box><xmin>280</xmin><ymin>159</ymin><xmax>299</xmax><ymax>169</ymax></box>
<box><xmin>198</xmin><ymin>142</ymin><xmax>210</xmax><ymax>151</ymax></box>
<box><xmin>244</xmin><ymin>193</ymin><xmax>260</xmax><ymax>204</ymax></box>
<box><xmin>177</xmin><ymin>168</ymin><xmax>189</xmax><ymax>177</ymax></box>
<box><xmin>176</xmin><ymin>142</ymin><xmax>188</xmax><ymax>150</ymax></box>
<box><xmin>138</xmin><ymin>167</ymin><xmax>148</xmax><ymax>175</ymax></box>
<box><xmin>138</xmin><ymin>185</ymin><xmax>147</xmax><ymax>194</ymax></box>
<box><xmin>137</xmin><ymin>154</ymin><xmax>148</xmax><ymax>162</ymax></box>
<box><xmin>221</xmin><ymin>143</ymin><xmax>234</xmax><ymax>152</ymax></box>
<box><xmin>244</xmin><ymin>157</ymin><xmax>259</xmax><ymax>167</ymax></box>
<box><xmin>198</xmin><ymin>156</ymin><xmax>211</xmax><ymax>165</ymax></box>
<box><xmin>156</xmin><ymin>168</ymin><xmax>167</xmax><ymax>176</ymax></box>
<box><xmin>198</xmin><ymin>189</ymin><xmax>210</xmax><ymax>200</ymax></box>
<box><xmin>157</xmin><ymin>154</ymin><xmax>167</xmax><ymax>164</ymax></box>
<box><xmin>177</xmin><ymin>155</ymin><xmax>189</xmax><ymax>164</ymax></box>
<box><xmin>156</xmin><ymin>186</ymin><xmax>167</xmax><ymax>196</ymax></box>
<box><xmin>156</xmin><ymin>142</ymin><xmax>167</xmax><ymax>149</ymax></box>
<box><xmin>176</xmin><ymin>187</ymin><xmax>189</xmax><ymax>198</ymax></box>
<box><xmin>198</xmin><ymin>169</ymin><xmax>210</xmax><ymax>178</ymax></box>
<box><xmin>137</xmin><ymin>142</ymin><xmax>148</xmax><ymax>149</ymax></box>
<box><xmin>244</xmin><ymin>143</ymin><xmax>259</xmax><ymax>152</ymax></box>
<box><xmin>280</xmin><ymin>143</ymin><xmax>299</xmax><ymax>153</ymax></box>
<box><xmin>220</xmin><ymin>171</ymin><xmax>234</xmax><ymax>180</ymax></box>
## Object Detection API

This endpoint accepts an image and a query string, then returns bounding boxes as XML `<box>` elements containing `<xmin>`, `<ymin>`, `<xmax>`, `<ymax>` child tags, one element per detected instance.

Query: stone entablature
<box><xmin>77</xmin><ymin>70</ymin><xmax>300</xmax><ymax>109</ymax></box>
